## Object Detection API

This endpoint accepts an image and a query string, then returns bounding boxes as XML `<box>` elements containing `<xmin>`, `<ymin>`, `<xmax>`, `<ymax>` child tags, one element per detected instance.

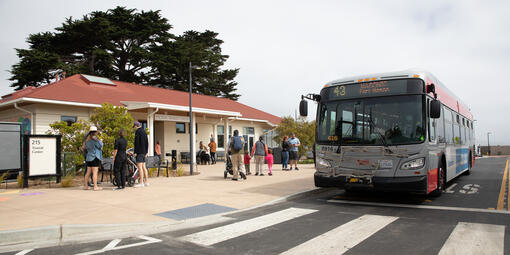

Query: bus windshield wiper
<box><xmin>367</xmin><ymin>115</ymin><xmax>389</xmax><ymax>148</ymax></box>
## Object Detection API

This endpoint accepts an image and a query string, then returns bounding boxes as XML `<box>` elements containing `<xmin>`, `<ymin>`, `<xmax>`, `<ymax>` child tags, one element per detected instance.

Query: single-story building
<box><xmin>0</xmin><ymin>74</ymin><xmax>281</xmax><ymax>161</ymax></box>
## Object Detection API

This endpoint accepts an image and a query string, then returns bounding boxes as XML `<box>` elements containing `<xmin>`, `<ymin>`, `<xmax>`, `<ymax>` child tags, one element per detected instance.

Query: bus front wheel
<box><xmin>464</xmin><ymin>152</ymin><xmax>472</xmax><ymax>176</ymax></box>
<box><xmin>430</xmin><ymin>164</ymin><xmax>445</xmax><ymax>197</ymax></box>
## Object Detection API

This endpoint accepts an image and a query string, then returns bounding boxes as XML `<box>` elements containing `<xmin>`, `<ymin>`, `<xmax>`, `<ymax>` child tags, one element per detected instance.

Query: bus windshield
<box><xmin>317</xmin><ymin>95</ymin><xmax>425</xmax><ymax>145</ymax></box>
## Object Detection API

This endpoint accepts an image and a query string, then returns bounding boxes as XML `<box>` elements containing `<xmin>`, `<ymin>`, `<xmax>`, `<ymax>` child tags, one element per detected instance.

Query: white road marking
<box><xmin>459</xmin><ymin>184</ymin><xmax>480</xmax><ymax>194</ymax></box>
<box><xmin>74</xmin><ymin>236</ymin><xmax>161</xmax><ymax>255</ymax></box>
<box><xmin>444</xmin><ymin>183</ymin><xmax>457</xmax><ymax>193</ymax></box>
<box><xmin>103</xmin><ymin>239</ymin><xmax>121</xmax><ymax>250</ymax></box>
<box><xmin>180</xmin><ymin>207</ymin><xmax>318</xmax><ymax>246</ymax></box>
<box><xmin>438</xmin><ymin>222</ymin><xmax>505</xmax><ymax>255</ymax></box>
<box><xmin>280</xmin><ymin>214</ymin><xmax>398</xmax><ymax>255</ymax></box>
<box><xmin>326</xmin><ymin>199</ymin><xmax>510</xmax><ymax>214</ymax></box>
<box><xmin>15</xmin><ymin>249</ymin><xmax>34</xmax><ymax>255</ymax></box>
<box><xmin>110</xmin><ymin>236</ymin><xmax>161</xmax><ymax>250</ymax></box>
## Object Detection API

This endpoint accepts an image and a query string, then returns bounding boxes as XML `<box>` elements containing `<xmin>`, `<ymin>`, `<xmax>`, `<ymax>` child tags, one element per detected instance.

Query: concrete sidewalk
<box><xmin>0</xmin><ymin>163</ymin><xmax>316</xmax><ymax>232</ymax></box>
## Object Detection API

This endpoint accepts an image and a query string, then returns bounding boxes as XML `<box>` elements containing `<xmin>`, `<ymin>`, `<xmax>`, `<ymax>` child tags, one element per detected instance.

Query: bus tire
<box><xmin>430</xmin><ymin>163</ymin><xmax>445</xmax><ymax>197</ymax></box>
<box><xmin>464</xmin><ymin>152</ymin><xmax>472</xmax><ymax>176</ymax></box>
<box><xmin>314</xmin><ymin>175</ymin><xmax>329</xmax><ymax>188</ymax></box>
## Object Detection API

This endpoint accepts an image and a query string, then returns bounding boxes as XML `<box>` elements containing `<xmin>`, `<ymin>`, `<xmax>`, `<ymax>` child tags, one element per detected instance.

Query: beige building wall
<box><xmin>33</xmin><ymin>104</ymin><xmax>91</xmax><ymax>134</ymax></box>
<box><xmin>0</xmin><ymin>107</ymin><xmax>33</xmax><ymax>123</ymax></box>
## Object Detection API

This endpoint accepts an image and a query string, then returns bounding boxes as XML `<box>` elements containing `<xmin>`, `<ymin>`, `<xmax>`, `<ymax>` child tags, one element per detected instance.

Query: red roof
<box><xmin>1</xmin><ymin>74</ymin><xmax>281</xmax><ymax>125</ymax></box>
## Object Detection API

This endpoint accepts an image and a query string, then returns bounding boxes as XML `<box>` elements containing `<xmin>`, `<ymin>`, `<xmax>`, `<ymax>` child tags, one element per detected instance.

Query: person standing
<box><xmin>155</xmin><ymin>141</ymin><xmax>162</xmax><ymax>163</ymax></box>
<box><xmin>84</xmin><ymin>126</ymin><xmax>103</xmax><ymax>191</ymax></box>
<box><xmin>289</xmin><ymin>133</ymin><xmax>301</xmax><ymax>170</ymax></box>
<box><xmin>251</xmin><ymin>136</ymin><xmax>268</xmax><ymax>176</ymax></box>
<box><xmin>112</xmin><ymin>129</ymin><xmax>128</xmax><ymax>190</ymax></box>
<box><xmin>244</xmin><ymin>152</ymin><xmax>251</xmax><ymax>175</ymax></box>
<box><xmin>228</xmin><ymin>130</ymin><xmax>247</xmax><ymax>181</ymax></box>
<box><xmin>281</xmin><ymin>136</ymin><xmax>290</xmax><ymax>170</ymax></box>
<box><xmin>266</xmin><ymin>149</ymin><xmax>274</xmax><ymax>176</ymax></box>
<box><xmin>134</xmin><ymin>121</ymin><xmax>149</xmax><ymax>187</ymax></box>
<box><xmin>208</xmin><ymin>138</ymin><xmax>217</xmax><ymax>164</ymax></box>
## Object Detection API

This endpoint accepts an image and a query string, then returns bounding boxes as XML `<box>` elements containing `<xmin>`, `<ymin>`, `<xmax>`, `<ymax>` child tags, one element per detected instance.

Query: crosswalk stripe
<box><xmin>438</xmin><ymin>222</ymin><xmax>505</xmax><ymax>255</ymax></box>
<box><xmin>180</xmin><ymin>207</ymin><xmax>318</xmax><ymax>246</ymax></box>
<box><xmin>280</xmin><ymin>214</ymin><xmax>398</xmax><ymax>255</ymax></box>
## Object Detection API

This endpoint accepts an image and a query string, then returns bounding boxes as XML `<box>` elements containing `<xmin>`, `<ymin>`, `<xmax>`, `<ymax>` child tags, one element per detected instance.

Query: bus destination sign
<box><xmin>323</xmin><ymin>79</ymin><xmax>423</xmax><ymax>100</ymax></box>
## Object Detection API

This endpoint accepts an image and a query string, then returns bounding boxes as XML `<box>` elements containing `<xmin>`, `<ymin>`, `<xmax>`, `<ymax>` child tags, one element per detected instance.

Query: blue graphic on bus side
<box><xmin>455</xmin><ymin>148</ymin><xmax>469</xmax><ymax>174</ymax></box>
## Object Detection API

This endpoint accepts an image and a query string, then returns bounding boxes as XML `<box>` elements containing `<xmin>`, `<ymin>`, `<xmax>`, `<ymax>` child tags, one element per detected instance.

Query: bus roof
<box><xmin>324</xmin><ymin>69</ymin><xmax>473</xmax><ymax>120</ymax></box>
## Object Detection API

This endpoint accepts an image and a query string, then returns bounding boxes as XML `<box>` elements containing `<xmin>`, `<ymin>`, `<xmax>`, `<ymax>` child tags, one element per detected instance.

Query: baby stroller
<box><xmin>224</xmin><ymin>153</ymin><xmax>233</xmax><ymax>179</ymax></box>
<box><xmin>112</xmin><ymin>148</ymin><xmax>139</xmax><ymax>187</ymax></box>
<box><xmin>197</xmin><ymin>150</ymin><xmax>211</xmax><ymax>165</ymax></box>
<box><xmin>223</xmin><ymin>152</ymin><xmax>246</xmax><ymax>180</ymax></box>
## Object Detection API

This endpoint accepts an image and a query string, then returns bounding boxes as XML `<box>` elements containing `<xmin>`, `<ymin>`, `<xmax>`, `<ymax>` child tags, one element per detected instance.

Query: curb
<box><xmin>0</xmin><ymin>187</ymin><xmax>333</xmax><ymax>253</ymax></box>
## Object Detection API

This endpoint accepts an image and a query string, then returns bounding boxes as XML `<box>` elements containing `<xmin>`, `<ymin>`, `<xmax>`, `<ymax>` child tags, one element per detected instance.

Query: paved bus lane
<box><xmin>327</xmin><ymin>157</ymin><xmax>509</xmax><ymax>211</ymax></box>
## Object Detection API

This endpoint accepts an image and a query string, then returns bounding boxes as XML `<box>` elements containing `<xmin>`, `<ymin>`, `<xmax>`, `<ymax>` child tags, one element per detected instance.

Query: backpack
<box><xmin>232</xmin><ymin>136</ymin><xmax>243</xmax><ymax>152</ymax></box>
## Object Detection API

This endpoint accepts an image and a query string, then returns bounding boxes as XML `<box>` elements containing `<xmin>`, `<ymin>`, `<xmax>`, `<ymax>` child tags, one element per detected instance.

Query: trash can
<box><xmin>271</xmin><ymin>147</ymin><xmax>282</xmax><ymax>164</ymax></box>
<box><xmin>171</xmin><ymin>150</ymin><xmax>177</xmax><ymax>170</ymax></box>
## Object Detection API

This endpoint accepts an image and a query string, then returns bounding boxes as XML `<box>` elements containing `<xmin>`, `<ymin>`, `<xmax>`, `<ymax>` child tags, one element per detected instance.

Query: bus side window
<box><xmin>453</xmin><ymin>114</ymin><xmax>460</xmax><ymax>144</ymax></box>
<box><xmin>443</xmin><ymin>107</ymin><xmax>453</xmax><ymax>144</ymax></box>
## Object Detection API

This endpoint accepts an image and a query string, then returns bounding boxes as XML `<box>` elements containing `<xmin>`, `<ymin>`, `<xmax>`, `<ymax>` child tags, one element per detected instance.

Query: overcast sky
<box><xmin>1</xmin><ymin>0</ymin><xmax>509</xmax><ymax>145</ymax></box>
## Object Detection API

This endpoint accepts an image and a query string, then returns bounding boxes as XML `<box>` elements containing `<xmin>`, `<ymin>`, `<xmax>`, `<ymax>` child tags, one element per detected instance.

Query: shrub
<box><xmin>89</xmin><ymin>103</ymin><xmax>135</xmax><ymax>158</ymax></box>
<box><xmin>0</xmin><ymin>171</ymin><xmax>8</xmax><ymax>184</ymax></box>
<box><xmin>61</xmin><ymin>173</ymin><xmax>75</xmax><ymax>187</ymax></box>
<box><xmin>176</xmin><ymin>163</ymin><xmax>184</xmax><ymax>177</ymax></box>
<box><xmin>17</xmin><ymin>173</ymin><xmax>23</xmax><ymax>188</ymax></box>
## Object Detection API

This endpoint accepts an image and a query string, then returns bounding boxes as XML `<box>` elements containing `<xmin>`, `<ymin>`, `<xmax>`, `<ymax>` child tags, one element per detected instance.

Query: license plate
<box><xmin>379</xmin><ymin>160</ymin><xmax>393</xmax><ymax>169</ymax></box>
<box><xmin>349</xmin><ymin>177</ymin><xmax>359</xmax><ymax>183</ymax></box>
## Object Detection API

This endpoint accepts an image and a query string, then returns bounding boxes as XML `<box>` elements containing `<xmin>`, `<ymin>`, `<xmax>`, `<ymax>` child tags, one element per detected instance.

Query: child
<box><xmin>244</xmin><ymin>152</ymin><xmax>251</xmax><ymax>175</ymax></box>
<box><xmin>265</xmin><ymin>149</ymin><xmax>274</xmax><ymax>176</ymax></box>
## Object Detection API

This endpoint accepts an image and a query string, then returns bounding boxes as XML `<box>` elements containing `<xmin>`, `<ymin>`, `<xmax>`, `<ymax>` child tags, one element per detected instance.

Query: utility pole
<box><xmin>189</xmin><ymin>62</ymin><xmax>194</xmax><ymax>175</ymax></box>
<box><xmin>487</xmin><ymin>132</ymin><xmax>491</xmax><ymax>156</ymax></box>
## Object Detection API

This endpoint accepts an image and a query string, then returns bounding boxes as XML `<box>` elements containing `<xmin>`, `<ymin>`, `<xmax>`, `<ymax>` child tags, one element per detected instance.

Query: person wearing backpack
<box><xmin>228</xmin><ymin>130</ymin><xmax>247</xmax><ymax>181</ymax></box>
<box><xmin>251</xmin><ymin>136</ymin><xmax>268</xmax><ymax>176</ymax></box>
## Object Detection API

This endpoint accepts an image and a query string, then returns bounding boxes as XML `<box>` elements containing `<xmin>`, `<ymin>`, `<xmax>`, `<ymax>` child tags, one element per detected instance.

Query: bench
<box><xmin>146</xmin><ymin>156</ymin><xmax>169</xmax><ymax>177</ymax></box>
<box><xmin>180</xmin><ymin>152</ymin><xmax>190</xmax><ymax>164</ymax></box>
<box><xmin>216</xmin><ymin>151</ymin><xmax>226</xmax><ymax>162</ymax></box>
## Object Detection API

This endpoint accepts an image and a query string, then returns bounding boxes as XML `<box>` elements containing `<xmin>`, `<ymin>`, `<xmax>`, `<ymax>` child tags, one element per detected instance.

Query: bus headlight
<box><xmin>400</xmin><ymin>158</ymin><xmax>425</xmax><ymax>170</ymax></box>
<box><xmin>317</xmin><ymin>158</ymin><xmax>331</xmax><ymax>168</ymax></box>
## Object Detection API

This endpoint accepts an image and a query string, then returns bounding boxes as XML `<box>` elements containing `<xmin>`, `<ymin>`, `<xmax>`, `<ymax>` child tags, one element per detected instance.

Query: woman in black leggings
<box><xmin>112</xmin><ymin>129</ymin><xmax>128</xmax><ymax>190</ymax></box>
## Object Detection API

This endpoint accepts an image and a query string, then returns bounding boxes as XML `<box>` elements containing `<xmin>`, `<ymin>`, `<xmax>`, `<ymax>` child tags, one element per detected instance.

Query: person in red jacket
<box><xmin>244</xmin><ymin>152</ymin><xmax>252</xmax><ymax>175</ymax></box>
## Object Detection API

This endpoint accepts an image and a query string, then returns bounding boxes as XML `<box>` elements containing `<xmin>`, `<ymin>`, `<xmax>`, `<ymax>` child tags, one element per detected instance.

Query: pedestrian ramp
<box><xmin>179</xmin><ymin>207</ymin><xmax>506</xmax><ymax>255</ymax></box>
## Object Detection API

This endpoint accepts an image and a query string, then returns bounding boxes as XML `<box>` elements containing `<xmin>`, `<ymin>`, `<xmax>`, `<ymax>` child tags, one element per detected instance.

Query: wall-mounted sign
<box><xmin>155</xmin><ymin>114</ymin><xmax>190</xmax><ymax>122</ymax></box>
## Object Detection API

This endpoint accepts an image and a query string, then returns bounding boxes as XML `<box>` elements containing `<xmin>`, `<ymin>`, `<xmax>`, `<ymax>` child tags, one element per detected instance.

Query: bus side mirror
<box><xmin>299</xmin><ymin>99</ymin><xmax>308</xmax><ymax>117</ymax></box>
<box><xmin>430</xmin><ymin>100</ymin><xmax>441</xmax><ymax>118</ymax></box>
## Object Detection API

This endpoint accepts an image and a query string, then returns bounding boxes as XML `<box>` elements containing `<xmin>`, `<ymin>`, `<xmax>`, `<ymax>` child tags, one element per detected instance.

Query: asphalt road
<box><xmin>4</xmin><ymin>157</ymin><xmax>509</xmax><ymax>255</ymax></box>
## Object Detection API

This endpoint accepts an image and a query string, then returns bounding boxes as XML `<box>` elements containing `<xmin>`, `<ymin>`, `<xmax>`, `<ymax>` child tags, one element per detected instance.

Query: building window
<box><xmin>243</xmin><ymin>127</ymin><xmax>255</xmax><ymax>135</ymax></box>
<box><xmin>61</xmin><ymin>116</ymin><xmax>77</xmax><ymax>126</ymax></box>
<box><xmin>176</xmin><ymin>123</ymin><xmax>185</xmax><ymax>133</ymax></box>
<box><xmin>217</xmin><ymin>125</ymin><xmax>225</xmax><ymax>148</ymax></box>
<box><xmin>229</xmin><ymin>126</ymin><xmax>232</xmax><ymax>136</ymax></box>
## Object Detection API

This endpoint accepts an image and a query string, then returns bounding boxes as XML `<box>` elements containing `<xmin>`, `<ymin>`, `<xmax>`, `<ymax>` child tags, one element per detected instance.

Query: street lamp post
<box><xmin>487</xmin><ymin>132</ymin><xmax>491</xmax><ymax>156</ymax></box>
<box><xmin>189</xmin><ymin>62</ymin><xmax>194</xmax><ymax>175</ymax></box>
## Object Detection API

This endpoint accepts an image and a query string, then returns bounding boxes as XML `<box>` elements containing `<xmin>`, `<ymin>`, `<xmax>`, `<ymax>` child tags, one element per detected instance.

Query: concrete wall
<box><xmin>480</xmin><ymin>146</ymin><xmax>510</xmax><ymax>156</ymax></box>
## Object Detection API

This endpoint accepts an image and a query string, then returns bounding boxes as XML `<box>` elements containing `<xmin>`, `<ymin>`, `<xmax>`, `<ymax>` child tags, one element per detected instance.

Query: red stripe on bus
<box><xmin>427</xmin><ymin>168</ymin><xmax>438</xmax><ymax>194</ymax></box>
<box><xmin>435</xmin><ymin>85</ymin><xmax>473</xmax><ymax>120</ymax></box>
